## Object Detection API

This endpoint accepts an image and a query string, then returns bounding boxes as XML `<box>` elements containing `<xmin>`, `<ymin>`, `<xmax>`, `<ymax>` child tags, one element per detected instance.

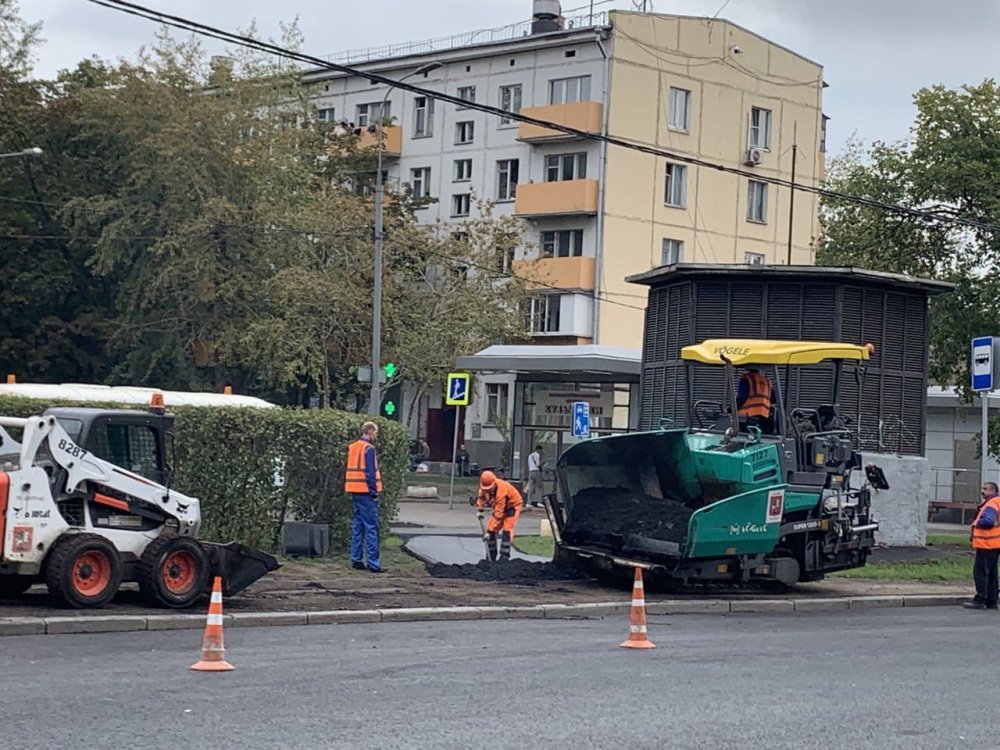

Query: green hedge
<box><xmin>0</xmin><ymin>396</ymin><xmax>408</xmax><ymax>551</ymax></box>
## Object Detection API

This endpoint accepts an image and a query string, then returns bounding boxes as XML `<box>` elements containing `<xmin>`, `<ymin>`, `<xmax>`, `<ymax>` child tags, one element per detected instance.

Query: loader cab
<box><xmin>680</xmin><ymin>339</ymin><xmax>872</xmax><ymax>483</ymax></box>
<box><xmin>43</xmin><ymin>407</ymin><xmax>174</xmax><ymax>485</ymax></box>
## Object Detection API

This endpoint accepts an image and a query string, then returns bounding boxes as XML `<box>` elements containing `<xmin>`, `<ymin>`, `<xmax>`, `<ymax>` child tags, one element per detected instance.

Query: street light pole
<box><xmin>0</xmin><ymin>147</ymin><xmax>43</xmax><ymax>161</ymax></box>
<box><xmin>368</xmin><ymin>61</ymin><xmax>443</xmax><ymax>416</ymax></box>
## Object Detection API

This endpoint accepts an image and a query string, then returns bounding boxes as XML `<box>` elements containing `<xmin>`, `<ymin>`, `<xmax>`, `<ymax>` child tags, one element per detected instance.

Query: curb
<box><xmin>0</xmin><ymin>594</ymin><xmax>970</xmax><ymax>637</ymax></box>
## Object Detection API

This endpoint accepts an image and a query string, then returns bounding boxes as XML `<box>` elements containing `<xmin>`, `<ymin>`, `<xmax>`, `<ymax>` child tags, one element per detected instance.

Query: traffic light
<box><xmin>383</xmin><ymin>362</ymin><xmax>397</xmax><ymax>379</ymax></box>
<box><xmin>381</xmin><ymin>383</ymin><xmax>402</xmax><ymax>421</ymax></box>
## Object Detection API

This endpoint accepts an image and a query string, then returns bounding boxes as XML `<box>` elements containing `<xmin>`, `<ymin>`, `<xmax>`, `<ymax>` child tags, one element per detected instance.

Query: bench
<box><xmin>928</xmin><ymin>501</ymin><xmax>979</xmax><ymax>525</ymax></box>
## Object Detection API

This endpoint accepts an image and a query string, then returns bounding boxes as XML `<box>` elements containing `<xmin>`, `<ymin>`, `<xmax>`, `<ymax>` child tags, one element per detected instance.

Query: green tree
<box><xmin>817</xmin><ymin>80</ymin><xmax>1000</xmax><ymax>398</ymax></box>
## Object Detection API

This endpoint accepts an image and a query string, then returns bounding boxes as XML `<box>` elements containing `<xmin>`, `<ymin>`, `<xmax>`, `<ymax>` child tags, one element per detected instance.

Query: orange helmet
<box><xmin>479</xmin><ymin>470</ymin><xmax>497</xmax><ymax>490</ymax></box>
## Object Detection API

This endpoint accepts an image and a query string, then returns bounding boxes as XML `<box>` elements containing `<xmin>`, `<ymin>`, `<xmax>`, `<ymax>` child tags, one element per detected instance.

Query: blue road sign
<box><xmin>445</xmin><ymin>372</ymin><xmax>471</xmax><ymax>406</ymax></box>
<box><xmin>972</xmin><ymin>337</ymin><xmax>994</xmax><ymax>392</ymax></box>
<box><xmin>572</xmin><ymin>401</ymin><xmax>591</xmax><ymax>438</ymax></box>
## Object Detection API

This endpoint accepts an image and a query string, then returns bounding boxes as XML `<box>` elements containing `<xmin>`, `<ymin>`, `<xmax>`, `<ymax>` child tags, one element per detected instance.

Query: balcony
<box><xmin>357</xmin><ymin>125</ymin><xmax>402</xmax><ymax>157</ymax></box>
<box><xmin>517</xmin><ymin>101</ymin><xmax>603</xmax><ymax>143</ymax></box>
<box><xmin>511</xmin><ymin>257</ymin><xmax>595</xmax><ymax>291</ymax></box>
<box><xmin>514</xmin><ymin>179</ymin><xmax>599</xmax><ymax>218</ymax></box>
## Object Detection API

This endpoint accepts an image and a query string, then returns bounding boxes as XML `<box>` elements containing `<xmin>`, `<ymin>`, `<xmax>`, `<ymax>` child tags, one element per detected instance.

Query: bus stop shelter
<box><xmin>455</xmin><ymin>344</ymin><xmax>641</xmax><ymax>480</ymax></box>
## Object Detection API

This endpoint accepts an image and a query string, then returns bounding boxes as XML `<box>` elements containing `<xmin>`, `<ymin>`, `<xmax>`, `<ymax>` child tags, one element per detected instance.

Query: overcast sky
<box><xmin>23</xmin><ymin>0</ymin><xmax>1000</xmax><ymax>156</ymax></box>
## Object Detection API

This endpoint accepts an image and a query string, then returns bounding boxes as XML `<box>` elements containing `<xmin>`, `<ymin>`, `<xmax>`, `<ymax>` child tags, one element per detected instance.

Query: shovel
<box><xmin>476</xmin><ymin>512</ymin><xmax>493</xmax><ymax>562</ymax></box>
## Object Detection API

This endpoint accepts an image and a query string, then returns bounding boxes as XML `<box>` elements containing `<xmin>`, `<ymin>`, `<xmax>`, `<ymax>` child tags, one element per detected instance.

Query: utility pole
<box><xmin>786</xmin><ymin>122</ymin><xmax>797</xmax><ymax>265</ymax></box>
<box><xmin>368</xmin><ymin>61</ymin><xmax>443</xmax><ymax>415</ymax></box>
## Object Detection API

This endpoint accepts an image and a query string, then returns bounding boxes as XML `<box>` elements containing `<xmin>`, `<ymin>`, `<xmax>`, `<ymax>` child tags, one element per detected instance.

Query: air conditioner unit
<box><xmin>744</xmin><ymin>147</ymin><xmax>763</xmax><ymax>166</ymax></box>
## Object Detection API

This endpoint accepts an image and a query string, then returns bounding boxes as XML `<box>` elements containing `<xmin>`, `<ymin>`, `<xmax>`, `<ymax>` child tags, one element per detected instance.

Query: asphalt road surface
<box><xmin>1</xmin><ymin>608</ymin><xmax>992</xmax><ymax>749</ymax></box>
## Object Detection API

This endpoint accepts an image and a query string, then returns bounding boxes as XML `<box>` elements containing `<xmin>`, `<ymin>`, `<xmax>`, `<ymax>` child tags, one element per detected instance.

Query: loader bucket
<box><xmin>203</xmin><ymin>542</ymin><xmax>281</xmax><ymax>597</ymax></box>
<box><xmin>555</xmin><ymin>429</ymin><xmax>707</xmax><ymax>559</ymax></box>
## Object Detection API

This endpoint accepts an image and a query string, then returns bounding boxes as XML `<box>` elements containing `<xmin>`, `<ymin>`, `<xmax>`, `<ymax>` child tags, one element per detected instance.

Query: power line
<box><xmin>84</xmin><ymin>0</ymin><xmax>1000</xmax><ymax>238</ymax></box>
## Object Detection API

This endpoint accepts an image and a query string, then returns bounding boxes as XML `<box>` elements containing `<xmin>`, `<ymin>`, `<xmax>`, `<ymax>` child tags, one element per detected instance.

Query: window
<box><xmin>92</xmin><ymin>423</ymin><xmax>161</xmax><ymax>481</ymax></box>
<box><xmin>745</xmin><ymin>251</ymin><xmax>766</xmax><ymax>266</ymax></box>
<box><xmin>750</xmin><ymin>106</ymin><xmax>772</xmax><ymax>150</ymax></box>
<box><xmin>820</xmin><ymin>114</ymin><xmax>829</xmax><ymax>154</ymax></box>
<box><xmin>455</xmin><ymin>120</ymin><xmax>475</xmax><ymax>144</ymax></box>
<box><xmin>410</xmin><ymin>167</ymin><xmax>431</xmax><ymax>199</ymax></box>
<box><xmin>486</xmin><ymin>383</ymin><xmax>509</xmax><ymax>425</ymax></box>
<box><xmin>356</xmin><ymin>101</ymin><xmax>390</xmax><ymax>128</ymax></box>
<box><xmin>413</xmin><ymin>96</ymin><xmax>433</xmax><ymax>137</ymax></box>
<box><xmin>457</xmin><ymin>85</ymin><xmax>476</xmax><ymax>108</ymax></box>
<box><xmin>668</xmin><ymin>87</ymin><xmax>690</xmax><ymax>132</ymax></box>
<box><xmin>541</xmin><ymin>229</ymin><xmax>584</xmax><ymax>258</ymax></box>
<box><xmin>661</xmin><ymin>238</ymin><xmax>684</xmax><ymax>266</ymax></box>
<box><xmin>544</xmin><ymin>152</ymin><xmax>587</xmax><ymax>182</ymax></box>
<box><xmin>664</xmin><ymin>163</ymin><xmax>687</xmax><ymax>208</ymax></box>
<box><xmin>524</xmin><ymin>295</ymin><xmax>562</xmax><ymax>334</ymax></box>
<box><xmin>454</xmin><ymin>159</ymin><xmax>472</xmax><ymax>182</ymax></box>
<box><xmin>496</xmin><ymin>159</ymin><xmax>519</xmax><ymax>201</ymax></box>
<box><xmin>317</xmin><ymin>107</ymin><xmax>335</xmax><ymax>122</ymax></box>
<box><xmin>496</xmin><ymin>244</ymin><xmax>515</xmax><ymax>273</ymax></box>
<box><xmin>499</xmin><ymin>84</ymin><xmax>523</xmax><ymax>125</ymax></box>
<box><xmin>549</xmin><ymin>75</ymin><xmax>591</xmax><ymax>104</ymax></box>
<box><xmin>451</xmin><ymin>193</ymin><xmax>471</xmax><ymax>217</ymax></box>
<box><xmin>747</xmin><ymin>180</ymin><xmax>768</xmax><ymax>223</ymax></box>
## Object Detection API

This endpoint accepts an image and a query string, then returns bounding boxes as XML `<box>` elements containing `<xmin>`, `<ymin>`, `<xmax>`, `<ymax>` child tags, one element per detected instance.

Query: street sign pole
<box><xmin>448</xmin><ymin>405</ymin><xmax>461</xmax><ymax>511</ymax></box>
<box><xmin>972</xmin><ymin>336</ymin><xmax>996</xmax><ymax>488</ymax></box>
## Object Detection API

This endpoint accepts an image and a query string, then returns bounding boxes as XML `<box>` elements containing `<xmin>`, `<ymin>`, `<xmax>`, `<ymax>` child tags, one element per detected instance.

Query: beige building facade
<box><xmin>304</xmin><ymin>3</ymin><xmax>825</xmax><ymax>461</ymax></box>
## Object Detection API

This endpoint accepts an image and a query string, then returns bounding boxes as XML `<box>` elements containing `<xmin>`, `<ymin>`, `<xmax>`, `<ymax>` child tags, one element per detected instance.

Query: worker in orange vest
<box><xmin>475</xmin><ymin>470</ymin><xmax>523</xmax><ymax>562</ymax></box>
<box><xmin>737</xmin><ymin>368</ymin><xmax>776</xmax><ymax>433</ymax></box>
<box><xmin>965</xmin><ymin>481</ymin><xmax>1000</xmax><ymax>609</ymax></box>
<box><xmin>344</xmin><ymin>421</ymin><xmax>383</xmax><ymax>573</ymax></box>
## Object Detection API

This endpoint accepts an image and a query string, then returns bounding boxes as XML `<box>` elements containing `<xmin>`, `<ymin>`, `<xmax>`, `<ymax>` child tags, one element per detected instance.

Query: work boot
<box><xmin>351</xmin><ymin>561</ymin><xmax>366</xmax><ymax>571</ymax></box>
<box><xmin>963</xmin><ymin>601</ymin><xmax>988</xmax><ymax>610</ymax></box>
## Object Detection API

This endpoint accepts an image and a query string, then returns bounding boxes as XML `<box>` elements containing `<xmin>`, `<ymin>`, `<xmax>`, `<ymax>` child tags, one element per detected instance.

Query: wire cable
<box><xmin>82</xmin><ymin>0</ymin><xmax>1000</xmax><ymax>237</ymax></box>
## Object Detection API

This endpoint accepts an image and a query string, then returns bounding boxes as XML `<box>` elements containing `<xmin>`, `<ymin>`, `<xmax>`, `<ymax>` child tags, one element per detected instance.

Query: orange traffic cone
<box><xmin>191</xmin><ymin>576</ymin><xmax>234</xmax><ymax>672</ymax></box>
<box><xmin>620</xmin><ymin>567</ymin><xmax>655</xmax><ymax>649</ymax></box>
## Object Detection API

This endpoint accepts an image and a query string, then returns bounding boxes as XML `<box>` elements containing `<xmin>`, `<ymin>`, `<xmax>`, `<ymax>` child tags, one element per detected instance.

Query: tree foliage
<box><xmin>817</xmin><ymin>80</ymin><xmax>1000</xmax><ymax>398</ymax></box>
<box><xmin>0</xmin><ymin>7</ymin><xmax>530</xmax><ymax>422</ymax></box>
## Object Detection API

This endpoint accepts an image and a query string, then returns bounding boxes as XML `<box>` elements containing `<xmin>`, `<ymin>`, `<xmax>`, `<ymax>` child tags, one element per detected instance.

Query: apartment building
<box><xmin>302</xmin><ymin>2</ymin><xmax>825</xmax><ymax>460</ymax></box>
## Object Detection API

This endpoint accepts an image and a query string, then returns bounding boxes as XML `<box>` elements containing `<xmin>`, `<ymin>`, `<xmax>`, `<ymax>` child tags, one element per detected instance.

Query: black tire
<box><xmin>137</xmin><ymin>536</ymin><xmax>211</xmax><ymax>609</ymax></box>
<box><xmin>45</xmin><ymin>533</ymin><xmax>123</xmax><ymax>609</ymax></box>
<box><xmin>0</xmin><ymin>576</ymin><xmax>34</xmax><ymax>599</ymax></box>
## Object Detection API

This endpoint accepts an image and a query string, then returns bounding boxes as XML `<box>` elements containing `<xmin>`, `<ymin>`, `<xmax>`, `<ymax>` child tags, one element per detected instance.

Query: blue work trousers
<box><xmin>351</xmin><ymin>494</ymin><xmax>381</xmax><ymax>571</ymax></box>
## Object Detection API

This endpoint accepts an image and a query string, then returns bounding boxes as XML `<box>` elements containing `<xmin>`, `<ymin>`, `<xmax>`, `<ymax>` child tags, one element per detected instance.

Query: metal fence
<box><xmin>321</xmin><ymin>12</ymin><xmax>609</xmax><ymax>66</ymax></box>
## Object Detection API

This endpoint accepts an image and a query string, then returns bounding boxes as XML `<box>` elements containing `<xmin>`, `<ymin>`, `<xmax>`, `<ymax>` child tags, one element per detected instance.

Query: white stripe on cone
<box><xmin>206</xmin><ymin>614</ymin><xmax>224</xmax><ymax>626</ymax></box>
<box><xmin>631</xmin><ymin>598</ymin><xmax>646</xmax><ymax>607</ymax></box>
<box><xmin>630</xmin><ymin>625</ymin><xmax>648</xmax><ymax>633</ymax></box>
<box><xmin>210</xmin><ymin>592</ymin><xmax>223</xmax><ymax>604</ymax></box>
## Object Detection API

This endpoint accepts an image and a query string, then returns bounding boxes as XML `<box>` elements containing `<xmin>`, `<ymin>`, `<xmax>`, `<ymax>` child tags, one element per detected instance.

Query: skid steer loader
<box><xmin>0</xmin><ymin>397</ymin><xmax>278</xmax><ymax>608</ymax></box>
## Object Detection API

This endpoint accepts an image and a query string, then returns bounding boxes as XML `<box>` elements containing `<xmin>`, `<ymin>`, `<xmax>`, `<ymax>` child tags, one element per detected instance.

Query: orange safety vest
<box><xmin>972</xmin><ymin>496</ymin><xmax>1000</xmax><ymax>550</ymax></box>
<box><xmin>738</xmin><ymin>371</ymin><xmax>772</xmax><ymax>419</ymax></box>
<box><xmin>344</xmin><ymin>439</ymin><xmax>382</xmax><ymax>495</ymax></box>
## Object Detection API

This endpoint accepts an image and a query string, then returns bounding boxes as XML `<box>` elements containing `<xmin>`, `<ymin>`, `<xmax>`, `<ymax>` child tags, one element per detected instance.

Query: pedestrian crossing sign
<box><xmin>445</xmin><ymin>372</ymin><xmax>471</xmax><ymax>406</ymax></box>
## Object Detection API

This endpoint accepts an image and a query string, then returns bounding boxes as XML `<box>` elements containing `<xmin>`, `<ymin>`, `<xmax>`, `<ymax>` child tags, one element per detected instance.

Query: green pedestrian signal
<box><xmin>383</xmin><ymin>400</ymin><xmax>396</xmax><ymax>416</ymax></box>
<box><xmin>384</xmin><ymin>362</ymin><xmax>397</xmax><ymax>379</ymax></box>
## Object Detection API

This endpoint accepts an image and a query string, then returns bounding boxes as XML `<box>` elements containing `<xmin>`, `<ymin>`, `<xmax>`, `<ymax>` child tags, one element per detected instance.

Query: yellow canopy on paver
<box><xmin>680</xmin><ymin>339</ymin><xmax>872</xmax><ymax>366</ymax></box>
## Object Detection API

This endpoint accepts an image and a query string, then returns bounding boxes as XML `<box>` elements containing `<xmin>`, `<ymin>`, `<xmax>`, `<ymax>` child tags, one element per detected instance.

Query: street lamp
<box><xmin>0</xmin><ymin>147</ymin><xmax>43</xmax><ymax>161</ymax></box>
<box><xmin>369</xmin><ymin>60</ymin><xmax>444</xmax><ymax>416</ymax></box>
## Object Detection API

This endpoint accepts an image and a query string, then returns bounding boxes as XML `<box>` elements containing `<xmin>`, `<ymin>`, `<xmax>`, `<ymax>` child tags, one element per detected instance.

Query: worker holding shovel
<box><xmin>475</xmin><ymin>470</ymin><xmax>523</xmax><ymax>562</ymax></box>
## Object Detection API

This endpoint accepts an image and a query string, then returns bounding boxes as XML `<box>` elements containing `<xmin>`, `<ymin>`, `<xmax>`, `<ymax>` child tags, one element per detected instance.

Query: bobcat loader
<box><xmin>0</xmin><ymin>399</ymin><xmax>278</xmax><ymax>608</ymax></box>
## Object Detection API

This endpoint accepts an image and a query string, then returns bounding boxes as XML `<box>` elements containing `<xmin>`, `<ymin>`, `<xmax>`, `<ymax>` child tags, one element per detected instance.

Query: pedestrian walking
<box><xmin>475</xmin><ymin>470</ymin><xmax>523</xmax><ymax>561</ymax></box>
<box><xmin>527</xmin><ymin>444</ymin><xmax>544</xmax><ymax>508</ymax></box>
<box><xmin>345</xmin><ymin>421</ymin><xmax>383</xmax><ymax>573</ymax></box>
<box><xmin>964</xmin><ymin>481</ymin><xmax>1000</xmax><ymax>610</ymax></box>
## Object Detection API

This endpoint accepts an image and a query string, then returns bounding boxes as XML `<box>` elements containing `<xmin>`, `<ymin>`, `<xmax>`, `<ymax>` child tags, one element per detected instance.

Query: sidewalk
<box><xmin>392</xmin><ymin>500</ymin><xmax>551</xmax><ymax>538</ymax></box>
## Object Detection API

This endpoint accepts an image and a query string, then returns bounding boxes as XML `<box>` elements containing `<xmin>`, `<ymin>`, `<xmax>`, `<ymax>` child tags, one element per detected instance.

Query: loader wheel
<box><xmin>45</xmin><ymin>534</ymin><xmax>123</xmax><ymax>609</ymax></box>
<box><xmin>138</xmin><ymin>536</ymin><xmax>210</xmax><ymax>609</ymax></box>
<box><xmin>0</xmin><ymin>576</ymin><xmax>33</xmax><ymax>599</ymax></box>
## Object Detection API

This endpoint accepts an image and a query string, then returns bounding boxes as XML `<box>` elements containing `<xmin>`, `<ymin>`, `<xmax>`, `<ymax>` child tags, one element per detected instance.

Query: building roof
<box><xmin>626</xmin><ymin>264</ymin><xmax>955</xmax><ymax>295</ymax></box>
<box><xmin>0</xmin><ymin>383</ymin><xmax>276</xmax><ymax>409</ymax></box>
<box><xmin>927</xmin><ymin>386</ymin><xmax>1000</xmax><ymax>409</ymax></box>
<box><xmin>455</xmin><ymin>344</ymin><xmax>641</xmax><ymax>378</ymax></box>
<box><xmin>681</xmin><ymin>339</ymin><xmax>870</xmax><ymax>366</ymax></box>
